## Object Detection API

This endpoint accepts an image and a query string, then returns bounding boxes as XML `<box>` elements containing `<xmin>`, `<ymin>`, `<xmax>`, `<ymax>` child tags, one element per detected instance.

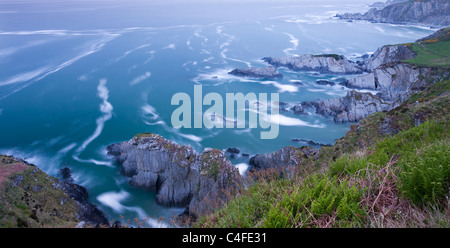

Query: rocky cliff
<box><xmin>289</xmin><ymin>28</ymin><xmax>450</xmax><ymax>123</ymax></box>
<box><xmin>363</xmin><ymin>44</ymin><xmax>416</xmax><ymax>71</ymax></box>
<box><xmin>106</xmin><ymin>133</ymin><xmax>242</xmax><ymax>219</ymax></box>
<box><xmin>336</xmin><ymin>0</ymin><xmax>450</xmax><ymax>28</ymax></box>
<box><xmin>249</xmin><ymin>146</ymin><xmax>318</xmax><ymax>171</ymax></box>
<box><xmin>0</xmin><ymin>155</ymin><xmax>108</xmax><ymax>228</ymax></box>
<box><xmin>344</xmin><ymin>63</ymin><xmax>449</xmax><ymax>101</ymax></box>
<box><xmin>262</xmin><ymin>54</ymin><xmax>363</xmax><ymax>74</ymax></box>
<box><xmin>304</xmin><ymin>90</ymin><xmax>392</xmax><ymax>123</ymax></box>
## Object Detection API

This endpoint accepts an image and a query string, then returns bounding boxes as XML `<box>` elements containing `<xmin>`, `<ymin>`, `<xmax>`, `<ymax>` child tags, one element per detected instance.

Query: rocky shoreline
<box><xmin>336</xmin><ymin>0</ymin><xmax>450</xmax><ymax>28</ymax></box>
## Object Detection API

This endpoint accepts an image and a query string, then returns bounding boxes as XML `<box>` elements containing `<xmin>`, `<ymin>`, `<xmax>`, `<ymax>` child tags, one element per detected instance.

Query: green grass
<box><xmin>312</xmin><ymin>54</ymin><xmax>343</xmax><ymax>60</ymax></box>
<box><xmin>0</xmin><ymin>165</ymin><xmax>80</xmax><ymax>228</ymax></box>
<box><xmin>404</xmin><ymin>41</ymin><xmax>450</xmax><ymax>68</ymax></box>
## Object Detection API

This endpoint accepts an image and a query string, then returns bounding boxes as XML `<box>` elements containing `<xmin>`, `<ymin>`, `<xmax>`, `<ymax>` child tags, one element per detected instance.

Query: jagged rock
<box><xmin>316</xmin><ymin>79</ymin><xmax>336</xmax><ymax>86</ymax></box>
<box><xmin>291</xmin><ymin>139</ymin><xmax>330</xmax><ymax>147</ymax></box>
<box><xmin>58</xmin><ymin>167</ymin><xmax>109</xmax><ymax>227</ymax></box>
<box><xmin>304</xmin><ymin>90</ymin><xmax>392</xmax><ymax>123</ymax></box>
<box><xmin>336</xmin><ymin>0</ymin><xmax>450</xmax><ymax>28</ymax></box>
<box><xmin>106</xmin><ymin>133</ymin><xmax>242</xmax><ymax>219</ymax></box>
<box><xmin>292</xmin><ymin>104</ymin><xmax>305</xmax><ymax>115</ymax></box>
<box><xmin>262</xmin><ymin>54</ymin><xmax>363</xmax><ymax>74</ymax></box>
<box><xmin>249</xmin><ymin>146</ymin><xmax>318</xmax><ymax>170</ymax></box>
<box><xmin>343</xmin><ymin>63</ymin><xmax>449</xmax><ymax>102</ymax></box>
<box><xmin>60</xmin><ymin>167</ymin><xmax>73</xmax><ymax>181</ymax></box>
<box><xmin>363</xmin><ymin>45</ymin><xmax>416</xmax><ymax>71</ymax></box>
<box><xmin>228</xmin><ymin>66</ymin><xmax>283</xmax><ymax>79</ymax></box>
<box><xmin>226</xmin><ymin>148</ymin><xmax>240</xmax><ymax>154</ymax></box>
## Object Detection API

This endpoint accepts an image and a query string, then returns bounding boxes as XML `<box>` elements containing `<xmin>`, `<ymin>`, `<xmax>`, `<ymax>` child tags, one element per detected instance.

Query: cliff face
<box><xmin>306</xmin><ymin>90</ymin><xmax>392</xmax><ymax>123</ymax></box>
<box><xmin>364</xmin><ymin>45</ymin><xmax>416</xmax><ymax>71</ymax></box>
<box><xmin>106</xmin><ymin>133</ymin><xmax>242</xmax><ymax>219</ymax></box>
<box><xmin>336</xmin><ymin>0</ymin><xmax>450</xmax><ymax>27</ymax></box>
<box><xmin>262</xmin><ymin>55</ymin><xmax>363</xmax><ymax>74</ymax></box>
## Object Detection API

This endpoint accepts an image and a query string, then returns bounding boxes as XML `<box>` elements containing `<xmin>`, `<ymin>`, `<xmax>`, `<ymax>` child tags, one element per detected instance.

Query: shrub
<box><xmin>399</xmin><ymin>143</ymin><xmax>449</xmax><ymax>205</ymax></box>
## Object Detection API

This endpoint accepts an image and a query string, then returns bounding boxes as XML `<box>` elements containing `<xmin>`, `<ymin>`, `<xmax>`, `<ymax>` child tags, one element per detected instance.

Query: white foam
<box><xmin>74</xmin><ymin>79</ymin><xmax>113</xmax><ymax>164</ymax></box>
<box><xmin>97</xmin><ymin>190</ymin><xmax>130</xmax><ymax>213</ymax></box>
<box><xmin>249</xmin><ymin>109</ymin><xmax>325</xmax><ymax>128</ymax></box>
<box><xmin>142</xmin><ymin>103</ymin><xmax>159</xmax><ymax>119</ymax></box>
<box><xmin>177</xmin><ymin>133</ymin><xmax>203</xmax><ymax>142</ymax></box>
<box><xmin>235</xmin><ymin>163</ymin><xmax>249</xmax><ymax>176</ymax></box>
<box><xmin>163</xmin><ymin>43</ymin><xmax>176</xmax><ymax>50</ymax></box>
<box><xmin>57</xmin><ymin>143</ymin><xmax>77</xmax><ymax>155</ymax></box>
<box><xmin>0</xmin><ymin>33</ymin><xmax>119</xmax><ymax>100</ymax></box>
<box><xmin>72</xmin><ymin>156</ymin><xmax>112</xmax><ymax>167</ymax></box>
<box><xmin>259</xmin><ymin>81</ymin><xmax>298</xmax><ymax>93</ymax></box>
<box><xmin>112</xmin><ymin>44</ymin><xmax>151</xmax><ymax>63</ymax></box>
<box><xmin>130</xmin><ymin>71</ymin><xmax>151</xmax><ymax>85</ymax></box>
<box><xmin>283</xmin><ymin>32</ymin><xmax>299</xmax><ymax>56</ymax></box>
<box><xmin>144</xmin><ymin>50</ymin><xmax>156</xmax><ymax>64</ymax></box>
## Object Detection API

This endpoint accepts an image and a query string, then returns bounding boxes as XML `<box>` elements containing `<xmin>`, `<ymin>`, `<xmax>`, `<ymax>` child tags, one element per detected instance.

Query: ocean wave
<box><xmin>234</xmin><ymin>163</ymin><xmax>249</xmax><ymax>176</ymax></box>
<box><xmin>259</xmin><ymin>80</ymin><xmax>298</xmax><ymax>93</ymax></box>
<box><xmin>96</xmin><ymin>190</ymin><xmax>171</xmax><ymax>228</ymax></box>
<box><xmin>283</xmin><ymin>32</ymin><xmax>299</xmax><ymax>56</ymax></box>
<box><xmin>110</xmin><ymin>44</ymin><xmax>152</xmax><ymax>63</ymax></box>
<box><xmin>73</xmin><ymin>79</ymin><xmax>113</xmax><ymax>166</ymax></box>
<box><xmin>0</xmin><ymin>33</ymin><xmax>119</xmax><ymax>100</ymax></box>
<box><xmin>163</xmin><ymin>43</ymin><xmax>176</xmax><ymax>50</ymax></box>
<box><xmin>130</xmin><ymin>71</ymin><xmax>151</xmax><ymax>85</ymax></box>
<box><xmin>248</xmin><ymin>108</ymin><xmax>325</xmax><ymax>128</ymax></box>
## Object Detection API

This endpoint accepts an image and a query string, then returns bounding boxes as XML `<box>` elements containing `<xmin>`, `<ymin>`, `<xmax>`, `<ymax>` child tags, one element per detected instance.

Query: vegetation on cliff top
<box><xmin>0</xmin><ymin>156</ymin><xmax>80</xmax><ymax>228</ymax></box>
<box><xmin>404</xmin><ymin>28</ymin><xmax>450</xmax><ymax>68</ymax></box>
<box><xmin>196</xmin><ymin>79</ymin><xmax>449</xmax><ymax>228</ymax></box>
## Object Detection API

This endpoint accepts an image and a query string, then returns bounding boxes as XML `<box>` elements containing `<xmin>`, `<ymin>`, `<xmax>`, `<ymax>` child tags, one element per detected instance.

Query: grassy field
<box><xmin>404</xmin><ymin>28</ymin><xmax>450</xmax><ymax>68</ymax></box>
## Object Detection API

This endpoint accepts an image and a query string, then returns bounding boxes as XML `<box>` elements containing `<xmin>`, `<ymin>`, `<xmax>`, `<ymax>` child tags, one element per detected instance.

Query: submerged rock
<box><xmin>106</xmin><ymin>133</ymin><xmax>242</xmax><ymax>219</ymax></box>
<box><xmin>315</xmin><ymin>79</ymin><xmax>336</xmax><ymax>86</ymax></box>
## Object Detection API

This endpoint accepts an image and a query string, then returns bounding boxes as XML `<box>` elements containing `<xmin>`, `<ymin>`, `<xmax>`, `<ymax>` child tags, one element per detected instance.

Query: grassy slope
<box><xmin>196</xmin><ymin>79</ymin><xmax>449</xmax><ymax>228</ymax></box>
<box><xmin>403</xmin><ymin>28</ymin><xmax>450</xmax><ymax>68</ymax></box>
<box><xmin>0</xmin><ymin>156</ymin><xmax>80</xmax><ymax>228</ymax></box>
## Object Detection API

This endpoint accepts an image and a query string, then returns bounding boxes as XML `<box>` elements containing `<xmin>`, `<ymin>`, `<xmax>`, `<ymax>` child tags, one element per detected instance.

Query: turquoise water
<box><xmin>0</xmin><ymin>1</ymin><xmax>435</xmax><ymax>226</ymax></box>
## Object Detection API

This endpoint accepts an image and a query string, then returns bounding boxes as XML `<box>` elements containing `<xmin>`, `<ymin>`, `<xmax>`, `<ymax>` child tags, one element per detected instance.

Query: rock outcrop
<box><xmin>302</xmin><ymin>90</ymin><xmax>392</xmax><ymax>123</ymax></box>
<box><xmin>343</xmin><ymin>63</ymin><xmax>449</xmax><ymax>102</ymax></box>
<box><xmin>228</xmin><ymin>66</ymin><xmax>283</xmax><ymax>79</ymax></box>
<box><xmin>106</xmin><ymin>133</ymin><xmax>242</xmax><ymax>219</ymax></box>
<box><xmin>58</xmin><ymin>167</ymin><xmax>109</xmax><ymax>227</ymax></box>
<box><xmin>363</xmin><ymin>45</ymin><xmax>416</xmax><ymax>71</ymax></box>
<box><xmin>336</xmin><ymin>0</ymin><xmax>450</xmax><ymax>28</ymax></box>
<box><xmin>249</xmin><ymin>146</ymin><xmax>318</xmax><ymax>170</ymax></box>
<box><xmin>262</xmin><ymin>54</ymin><xmax>363</xmax><ymax>74</ymax></box>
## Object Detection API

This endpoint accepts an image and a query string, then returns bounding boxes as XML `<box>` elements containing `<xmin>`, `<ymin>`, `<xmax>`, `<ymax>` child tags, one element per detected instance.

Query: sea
<box><xmin>0</xmin><ymin>0</ymin><xmax>435</xmax><ymax>227</ymax></box>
